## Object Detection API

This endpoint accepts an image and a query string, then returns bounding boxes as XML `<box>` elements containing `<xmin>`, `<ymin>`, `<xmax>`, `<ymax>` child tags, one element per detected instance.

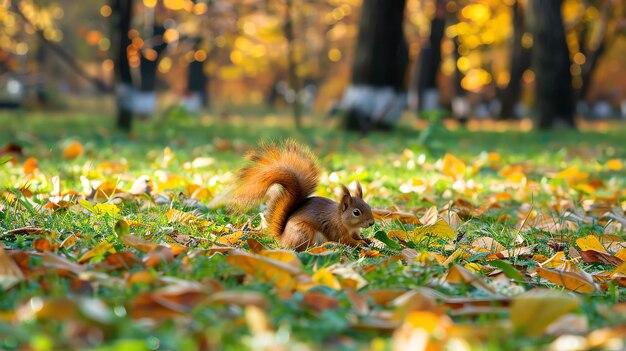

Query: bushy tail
<box><xmin>233</xmin><ymin>140</ymin><xmax>320</xmax><ymax>237</ymax></box>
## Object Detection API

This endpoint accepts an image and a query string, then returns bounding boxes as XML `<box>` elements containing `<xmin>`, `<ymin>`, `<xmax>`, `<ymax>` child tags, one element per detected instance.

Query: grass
<box><xmin>0</xmin><ymin>110</ymin><xmax>625</xmax><ymax>350</ymax></box>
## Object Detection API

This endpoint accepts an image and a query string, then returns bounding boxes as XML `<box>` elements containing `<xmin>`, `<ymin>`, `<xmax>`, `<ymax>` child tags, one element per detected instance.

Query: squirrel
<box><xmin>232</xmin><ymin>140</ymin><xmax>375</xmax><ymax>251</ymax></box>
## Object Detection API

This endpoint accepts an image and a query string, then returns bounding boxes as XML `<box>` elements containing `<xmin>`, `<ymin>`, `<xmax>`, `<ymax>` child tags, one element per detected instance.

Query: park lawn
<box><xmin>1</xmin><ymin>111</ymin><xmax>625</xmax><ymax>350</ymax></box>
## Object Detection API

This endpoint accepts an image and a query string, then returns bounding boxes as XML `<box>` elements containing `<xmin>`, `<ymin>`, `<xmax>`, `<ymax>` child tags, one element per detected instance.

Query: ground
<box><xmin>0</xmin><ymin>111</ymin><xmax>625</xmax><ymax>350</ymax></box>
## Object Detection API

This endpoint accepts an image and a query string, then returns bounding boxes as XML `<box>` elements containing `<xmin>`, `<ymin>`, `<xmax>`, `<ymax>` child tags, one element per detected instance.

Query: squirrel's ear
<box><xmin>354</xmin><ymin>181</ymin><xmax>363</xmax><ymax>199</ymax></box>
<box><xmin>339</xmin><ymin>185</ymin><xmax>352</xmax><ymax>211</ymax></box>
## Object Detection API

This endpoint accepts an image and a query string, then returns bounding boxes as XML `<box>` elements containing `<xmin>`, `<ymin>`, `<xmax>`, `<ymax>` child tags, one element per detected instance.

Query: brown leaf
<box><xmin>32</xmin><ymin>238</ymin><xmax>54</xmax><ymax>252</ymax></box>
<box><xmin>226</xmin><ymin>251</ymin><xmax>301</xmax><ymax>290</ymax></box>
<box><xmin>445</xmin><ymin>264</ymin><xmax>496</xmax><ymax>294</ymax></box>
<box><xmin>131</xmin><ymin>286</ymin><xmax>208</xmax><ymax>320</ymax></box>
<box><xmin>0</xmin><ymin>247</ymin><xmax>24</xmax><ymax>290</ymax></box>
<box><xmin>5</xmin><ymin>226</ymin><xmax>46</xmax><ymax>235</ymax></box>
<box><xmin>471</xmin><ymin>237</ymin><xmax>506</xmax><ymax>252</ymax></box>
<box><xmin>209</xmin><ymin>291</ymin><xmax>267</xmax><ymax>309</ymax></box>
<box><xmin>17</xmin><ymin>297</ymin><xmax>79</xmax><ymax>322</ymax></box>
<box><xmin>246</xmin><ymin>238</ymin><xmax>265</xmax><ymax>253</ymax></box>
<box><xmin>41</xmin><ymin>252</ymin><xmax>84</xmax><ymax>275</ymax></box>
<box><xmin>346</xmin><ymin>289</ymin><xmax>369</xmax><ymax>315</ymax></box>
<box><xmin>143</xmin><ymin>246</ymin><xmax>175</xmax><ymax>268</ymax></box>
<box><xmin>302</xmin><ymin>291</ymin><xmax>340</xmax><ymax>312</ymax></box>
<box><xmin>535</xmin><ymin>267</ymin><xmax>598</xmax><ymax>293</ymax></box>
<box><xmin>365</xmin><ymin>289</ymin><xmax>408</xmax><ymax>306</ymax></box>
<box><xmin>580</xmin><ymin>250</ymin><xmax>623</xmax><ymax>267</ymax></box>
<box><xmin>121</xmin><ymin>234</ymin><xmax>158</xmax><ymax>253</ymax></box>
<box><xmin>97</xmin><ymin>252</ymin><xmax>141</xmax><ymax>271</ymax></box>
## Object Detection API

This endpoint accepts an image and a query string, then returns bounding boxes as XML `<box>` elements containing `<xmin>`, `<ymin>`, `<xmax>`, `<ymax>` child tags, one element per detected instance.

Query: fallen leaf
<box><xmin>226</xmin><ymin>251</ymin><xmax>301</xmax><ymax>290</ymax></box>
<box><xmin>579</xmin><ymin>250</ymin><xmax>623</xmax><ymax>267</ymax></box>
<box><xmin>63</xmin><ymin>141</ymin><xmax>83</xmax><ymax>159</ymax></box>
<box><xmin>78</xmin><ymin>241</ymin><xmax>116</xmax><ymax>263</ymax></box>
<box><xmin>312</xmin><ymin>268</ymin><xmax>341</xmax><ymax>290</ymax></box>
<box><xmin>576</xmin><ymin>235</ymin><xmax>608</xmax><ymax>253</ymax></box>
<box><xmin>510</xmin><ymin>289</ymin><xmax>581</xmax><ymax>336</ymax></box>
<box><xmin>535</xmin><ymin>267</ymin><xmax>598</xmax><ymax>293</ymax></box>
<box><xmin>0</xmin><ymin>246</ymin><xmax>24</xmax><ymax>290</ymax></box>
<box><xmin>445</xmin><ymin>264</ymin><xmax>496</xmax><ymax>294</ymax></box>
<box><xmin>302</xmin><ymin>291</ymin><xmax>340</xmax><ymax>312</ymax></box>
<box><xmin>23</xmin><ymin>157</ymin><xmax>38</xmax><ymax>174</ymax></box>
<box><xmin>32</xmin><ymin>238</ymin><xmax>54</xmax><ymax>252</ymax></box>
<box><xmin>121</xmin><ymin>234</ymin><xmax>158</xmax><ymax>253</ymax></box>
<box><xmin>441</xmin><ymin>153</ymin><xmax>466</xmax><ymax>179</ymax></box>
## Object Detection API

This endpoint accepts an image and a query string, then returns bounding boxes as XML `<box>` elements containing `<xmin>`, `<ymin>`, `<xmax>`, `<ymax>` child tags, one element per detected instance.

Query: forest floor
<box><xmin>0</xmin><ymin>111</ymin><xmax>625</xmax><ymax>350</ymax></box>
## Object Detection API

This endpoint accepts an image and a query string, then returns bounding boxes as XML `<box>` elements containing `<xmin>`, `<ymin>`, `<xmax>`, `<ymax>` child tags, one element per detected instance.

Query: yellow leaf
<box><xmin>226</xmin><ymin>251</ymin><xmax>301</xmax><ymax>290</ymax></box>
<box><xmin>615</xmin><ymin>248</ymin><xmax>626</xmax><ymax>261</ymax></box>
<box><xmin>510</xmin><ymin>289</ymin><xmax>581</xmax><ymax>336</ymax></box>
<box><xmin>166</xmin><ymin>209</ymin><xmax>209</xmax><ymax>227</ymax></box>
<box><xmin>59</xmin><ymin>234</ymin><xmax>77</xmax><ymax>249</ymax></box>
<box><xmin>411</xmin><ymin>220</ymin><xmax>455</xmax><ymax>243</ymax></box>
<box><xmin>540</xmin><ymin>252</ymin><xmax>566</xmax><ymax>269</ymax></box>
<box><xmin>606</xmin><ymin>159</ymin><xmax>623</xmax><ymax>171</ymax></box>
<box><xmin>576</xmin><ymin>235</ymin><xmax>608</xmax><ymax>253</ymax></box>
<box><xmin>63</xmin><ymin>141</ymin><xmax>83</xmax><ymax>159</ymax></box>
<box><xmin>93</xmin><ymin>182</ymin><xmax>124</xmax><ymax>201</ymax></box>
<box><xmin>535</xmin><ymin>267</ymin><xmax>597</xmax><ymax>293</ymax></box>
<box><xmin>445</xmin><ymin>264</ymin><xmax>495</xmax><ymax>294</ymax></box>
<box><xmin>217</xmin><ymin>231</ymin><xmax>244</xmax><ymax>246</ymax></box>
<box><xmin>259</xmin><ymin>250</ymin><xmax>302</xmax><ymax>270</ymax></box>
<box><xmin>78</xmin><ymin>241</ymin><xmax>116</xmax><ymax>263</ymax></box>
<box><xmin>93</xmin><ymin>203</ymin><xmax>120</xmax><ymax>218</ymax></box>
<box><xmin>555</xmin><ymin>166</ymin><xmax>588</xmax><ymax>185</ymax></box>
<box><xmin>441</xmin><ymin>153</ymin><xmax>466</xmax><ymax>179</ymax></box>
<box><xmin>312</xmin><ymin>268</ymin><xmax>341</xmax><ymax>290</ymax></box>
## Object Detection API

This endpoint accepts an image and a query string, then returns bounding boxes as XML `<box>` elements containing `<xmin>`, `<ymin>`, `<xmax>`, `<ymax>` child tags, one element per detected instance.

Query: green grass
<box><xmin>1</xmin><ymin>111</ymin><xmax>625</xmax><ymax>350</ymax></box>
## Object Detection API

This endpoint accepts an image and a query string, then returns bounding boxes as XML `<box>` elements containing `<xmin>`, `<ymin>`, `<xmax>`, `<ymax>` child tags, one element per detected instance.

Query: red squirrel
<box><xmin>232</xmin><ymin>140</ymin><xmax>374</xmax><ymax>251</ymax></box>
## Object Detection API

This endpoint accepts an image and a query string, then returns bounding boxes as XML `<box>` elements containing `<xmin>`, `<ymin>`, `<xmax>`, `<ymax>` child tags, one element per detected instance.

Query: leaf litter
<box><xmin>0</xmin><ymin>135</ymin><xmax>625</xmax><ymax>351</ymax></box>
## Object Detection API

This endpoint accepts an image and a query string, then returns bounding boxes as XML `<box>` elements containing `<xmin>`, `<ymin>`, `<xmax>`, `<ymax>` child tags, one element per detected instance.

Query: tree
<box><xmin>338</xmin><ymin>0</ymin><xmax>408</xmax><ymax>132</ymax></box>
<box><xmin>415</xmin><ymin>0</ymin><xmax>446</xmax><ymax>114</ymax></box>
<box><xmin>529</xmin><ymin>0</ymin><xmax>575</xmax><ymax>129</ymax></box>
<box><xmin>110</xmin><ymin>0</ymin><xmax>134</xmax><ymax>131</ymax></box>
<box><xmin>498</xmin><ymin>0</ymin><xmax>531</xmax><ymax>120</ymax></box>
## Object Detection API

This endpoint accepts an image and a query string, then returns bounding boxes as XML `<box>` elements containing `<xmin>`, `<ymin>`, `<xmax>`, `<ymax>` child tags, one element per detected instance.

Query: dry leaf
<box><xmin>510</xmin><ymin>289</ymin><xmax>581</xmax><ymax>336</ymax></box>
<box><xmin>535</xmin><ymin>267</ymin><xmax>598</xmax><ymax>293</ymax></box>
<box><xmin>63</xmin><ymin>141</ymin><xmax>83</xmax><ymax>159</ymax></box>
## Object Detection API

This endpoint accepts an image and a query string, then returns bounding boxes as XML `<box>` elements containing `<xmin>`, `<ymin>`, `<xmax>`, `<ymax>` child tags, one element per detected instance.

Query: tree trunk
<box><xmin>498</xmin><ymin>0</ymin><xmax>531</xmax><ymax>120</ymax></box>
<box><xmin>578</xmin><ymin>0</ymin><xmax>612</xmax><ymax>102</ymax></box>
<box><xmin>452</xmin><ymin>36</ymin><xmax>470</xmax><ymax>121</ymax></box>
<box><xmin>416</xmin><ymin>0</ymin><xmax>445</xmax><ymax>113</ymax></box>
<box><xmin>284</xmin><ymin>0</ymin><xmax>302</xmax><ymax>128</ymax></box>
<box><xmin>529</xmin><ymin>0</ymin><xmax>575</xmax><ymax>129</ymax></box>
<box><xmin>185</xmin><ymin>39</ymin><xmax>209</xmax><ymax>112</ymax></box>
<box><xmin>134</xmin><ymin>24</ymin><xmax>166</xmax><ymax>117</ymax></box>
<box><xmin>339</xmin><ymin>0</ymin><xmax>408</xmax><ymax>132</ymax></box>
<box><xmin>111</xmin><ymin>0</ymin><xmax>134</xmax><ymax>131</ymax></box>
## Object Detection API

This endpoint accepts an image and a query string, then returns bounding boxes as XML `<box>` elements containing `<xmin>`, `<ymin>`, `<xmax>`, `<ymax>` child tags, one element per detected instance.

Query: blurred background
<box><xmin>1</xmin><ymin>0</ymin><xmax>625</xmax><ymax>131</ymax></box>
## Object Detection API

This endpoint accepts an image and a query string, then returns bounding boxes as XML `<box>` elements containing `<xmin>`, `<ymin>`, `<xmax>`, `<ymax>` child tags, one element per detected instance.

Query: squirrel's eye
<box><xmin>352</xmin><ymin>209</ymin><xmax>361</xmax><ymax>216</ymax></box>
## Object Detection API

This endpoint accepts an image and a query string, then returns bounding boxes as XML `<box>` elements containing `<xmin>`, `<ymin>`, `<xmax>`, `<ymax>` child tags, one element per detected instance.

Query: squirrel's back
<box><xmin>233</xmin><ymin>140</ymin><xmax>320</xmax><ymax>236</ymax></box>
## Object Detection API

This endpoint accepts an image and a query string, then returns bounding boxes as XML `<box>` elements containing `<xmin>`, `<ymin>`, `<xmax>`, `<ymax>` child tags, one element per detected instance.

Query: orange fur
<box><xmin>233</xmin><ymin>140</ymin><xmax>320</xmax><ymax>237</ymax></box>
<box><xmin>232</xmin><ymin>140</ymin><xmax>375</xmax><ymax>251</ymax></box>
